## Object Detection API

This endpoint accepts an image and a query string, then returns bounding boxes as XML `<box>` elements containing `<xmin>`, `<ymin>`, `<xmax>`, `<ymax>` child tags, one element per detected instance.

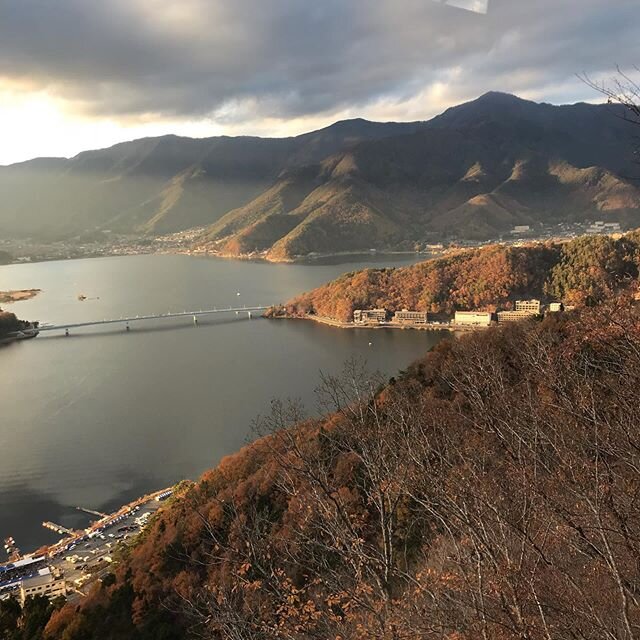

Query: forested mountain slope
<box><xmin>200</xmin><ymin>93</ymin><xmax>640</xmax><ymax>260</ymax></box>
<box><xmin>282</xmin><ymin>232</ymin><xmax>640</xmax><ymax>321</ymax></box>
<box><xmin>0</xmin><ymin>120</ymin><xmax>424</xmax><ymax>240</ymax></box>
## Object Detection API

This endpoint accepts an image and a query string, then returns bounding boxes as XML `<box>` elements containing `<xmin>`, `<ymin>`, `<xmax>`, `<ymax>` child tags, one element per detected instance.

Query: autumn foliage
<box><xmin>0</xmin><ymin>310</ymin><xmax>22</xmax><ymax>337</ymax></box>
<box><xmin>281</xmin><ymin>233</ymin><xmax>640</xmax><ymax>321</ymax></box>
<box><xmin>43</xmin><ymin>295</ymin><xmax>640</xmax><ymax>639</ymax></box>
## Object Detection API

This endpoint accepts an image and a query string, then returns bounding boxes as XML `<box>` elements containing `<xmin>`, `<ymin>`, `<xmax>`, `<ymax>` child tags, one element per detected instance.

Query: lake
<box><xmin>0</xmin><ymin>253</ymin><xmax>447</xmax><ymax>552</ymax></box>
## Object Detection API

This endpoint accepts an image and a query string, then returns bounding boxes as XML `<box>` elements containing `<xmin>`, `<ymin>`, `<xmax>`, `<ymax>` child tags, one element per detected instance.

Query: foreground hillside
<box><xmin>0</xmin><ymin>309</ymin><xmax>31</xmax><ymax>339</ymax></box>
<box><xmin>24</xmin><ymin>298</ymin><xmax>640</xmax><ymax>640</ymax></box>
<box><xmin>281</xmin><ymin>233</ymin><xmax>640</xmax><ymax>321</ymax></box>
<box><xmin>200</xmin><ymin>93</ymin><xmax>640</xmax><ymax>260</ymax></box>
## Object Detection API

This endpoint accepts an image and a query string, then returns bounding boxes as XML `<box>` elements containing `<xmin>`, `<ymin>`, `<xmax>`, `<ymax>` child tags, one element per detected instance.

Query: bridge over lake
<box><xmin>34</xmin><ymin>306</ymin><xmax>270</xmax><ymax>336</ymax></box>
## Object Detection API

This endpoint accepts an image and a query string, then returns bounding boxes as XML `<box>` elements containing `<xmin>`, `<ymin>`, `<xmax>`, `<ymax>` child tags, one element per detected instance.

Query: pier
<box><xmin>35</xmin><ymin>305</ymin><xmax>269</xmax><ymax>336</ymax></box>
<box><xmin>76</xmin><ymin>507</ymin><xmax>107</xmax><ymax>519</ymax></box>
<box><xmin>42</xmin><ymin>522</ymin><xmax>74</xmax><ymax>536</ymax></box>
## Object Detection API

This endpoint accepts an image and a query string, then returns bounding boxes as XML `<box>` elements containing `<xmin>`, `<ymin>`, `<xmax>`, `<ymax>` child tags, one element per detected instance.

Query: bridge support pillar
<box><xmin>193</xmin><ymin>315</ymin><xmax>198</xmax><ymax>325</ymax></box>
<box><xmin>248</xmin><ymin>311</ymin><xmax>252</xmax><ymax>319</ymax></box>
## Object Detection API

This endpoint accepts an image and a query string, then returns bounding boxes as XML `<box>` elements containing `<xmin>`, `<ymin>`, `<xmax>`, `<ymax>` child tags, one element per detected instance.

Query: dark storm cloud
<box><xmin>1</xmin><ymin>0</ymin><xmax>639</xmax><ymax>122</ymax></box>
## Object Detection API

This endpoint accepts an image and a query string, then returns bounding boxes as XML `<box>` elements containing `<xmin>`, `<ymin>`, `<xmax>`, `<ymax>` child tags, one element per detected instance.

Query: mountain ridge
<box><xmin>2</xmin><ymin>93</ymin><xmax>639</xmax><ymax>252</ymax></box>
<box><xmin>0</xmin><ymin>117</ymin><xmax>425</xmax><ymax>239</ymax></box>
<box><xmin>200</xmin><ymin>99</ymin><xmax>640</xmax><ymax>260</ymax></box>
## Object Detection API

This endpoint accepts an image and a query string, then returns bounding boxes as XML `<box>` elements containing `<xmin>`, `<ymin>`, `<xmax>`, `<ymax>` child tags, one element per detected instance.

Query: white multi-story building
<box><xmin>353</xmin><ymin>309</ymin><xmax>388</xmax><ymax>324</ymax></box>
<box><xmin>454</xmin><ymin>311</ymin><xmax>493</xmax><ymax>326</ymax></box>
<box><xmin>19</xmin><ymin>568</ymin><xmax>66</xmax><ymax>604</ymax></box>
<box><xmin>393</xmin><ymin>310</ymin><xmax>430</xmax><ymax>325</ymax></box>
<box><xmin>515</xmin><ymin>299</ymin><xmax>541</xmax><ymax>314</ymax></box>
<box><xmin>497</xmin><ymin>310</ymin><xmax>536</xmax><ymax>323</ymax></box>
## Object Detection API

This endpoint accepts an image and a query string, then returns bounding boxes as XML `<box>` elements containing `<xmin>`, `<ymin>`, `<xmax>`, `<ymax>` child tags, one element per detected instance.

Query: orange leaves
<box><xmin>46</xmin><ymin>295</ymin><xmax>640</xmax><ymax>640</ymax></box>
<box><xmin>286</xmin><ymin>242</ymin><xmax>565</xmax><ymax>321</ymax></box>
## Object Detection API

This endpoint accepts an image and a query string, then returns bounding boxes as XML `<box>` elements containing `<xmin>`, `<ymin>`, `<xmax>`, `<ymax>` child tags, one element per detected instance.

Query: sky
<box><xmin>1</xmin><ymin>0</ymin><xmax>639</xmax><ymax>165</ymax></box>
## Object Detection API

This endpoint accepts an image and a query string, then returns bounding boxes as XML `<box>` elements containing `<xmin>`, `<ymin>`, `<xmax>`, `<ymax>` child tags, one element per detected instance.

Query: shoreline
<box><xmin>0</xmin><ymin>228</ymin><xmax>606</xmax><ymax>268</ymax></box>
<box><xmin>271</xmin><ymin>313</ymin><xmax>487</xmax><ymax>333</ymax></box>
<box><xmin>182</xmin><ymin>247</ymin><xmax>433</xmax><ymax>265</ymax></box>
<box><xmin>0</xmin><ymin>247</ymin><xmax>432</xmax><ymax>268</ymax></box>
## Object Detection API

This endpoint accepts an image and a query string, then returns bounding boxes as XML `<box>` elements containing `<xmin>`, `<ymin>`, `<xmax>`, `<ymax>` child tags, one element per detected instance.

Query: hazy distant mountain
<box><xmin>0</xmin><ymin>119</ymin><xmax>424</xmax><ymax>240</ymax></box>
<box><xmin>2</xmin><ymin>93</ymin><xmax>639</xmax><ymax>256</ymax></box>
<box><xmin>200</xmin><ymin>93</ymin><xmax>640</xmax><ymax>260</ymax></box>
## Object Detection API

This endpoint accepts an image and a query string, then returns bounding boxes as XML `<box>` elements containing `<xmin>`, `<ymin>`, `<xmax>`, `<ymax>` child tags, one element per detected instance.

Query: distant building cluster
<box><xmin>496</xmin><ymin>220</ymin><xmax>626</xmax><ymax>246</ymax></box>
<box><xmin>496</xmin><ymin>299</ymin><xmax>542</xmax><ymax>323</ymax></box>
<box><xmin>586</xmin><ymin>221</ymin><xmax>621</xmax><ymax>235</ymax></box>
<box><xmin>353</xmin><ymin>299</ymin><xmax>563</xmax><ymax>329</ymax></box>
<box><xmin>505</xmin><ymin>220</ymin><xmax>625</xmax><ymax>239</ymax></box>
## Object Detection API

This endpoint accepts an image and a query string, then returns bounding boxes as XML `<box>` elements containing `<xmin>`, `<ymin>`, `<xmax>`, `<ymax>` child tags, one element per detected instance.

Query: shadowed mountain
<box><xmin>200</xmin><ymin>94</ymin><xmax>640</xmax><ymax>260</ymax></box>
<box><xmin>0</xmin><ymin>119</ymin><xmax>424</xmax><ymax>240</ymax></box>
<box><xmin>3</xmin><ymin>93</ymin><xmax>640</xmax><ymax>254</ymax></box>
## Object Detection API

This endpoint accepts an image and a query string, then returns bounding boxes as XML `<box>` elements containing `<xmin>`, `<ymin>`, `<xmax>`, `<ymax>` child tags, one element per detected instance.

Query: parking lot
<box><xmin>50</xmin><ymin>498</ymin><xmax>164</xmax><ymax>594</ymax></box>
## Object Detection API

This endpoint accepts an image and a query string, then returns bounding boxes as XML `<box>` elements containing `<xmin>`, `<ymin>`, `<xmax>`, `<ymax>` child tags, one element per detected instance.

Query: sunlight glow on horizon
<box><xmin>0</xmin><ymin>74</ymin><xmax>603</xmax><ymax>167</ymax></box>
<box><xmin>0</xmin><ymin>86</ymin><xmax>468</xmax><ymax>166</ymax></box>
<box><xmin>0</xmin><ymin>83</ymin><xmax>463</xmax><ymax>166</ymax></box>
<box><xmin>1</xmin><ymin>0</ymin><xmax>634</xmax><ymax>166</ymax></box>
<box><xmin>0</xmin><ymin>89</ymin><xmax>231</xmax><ymax>165</ymax></box>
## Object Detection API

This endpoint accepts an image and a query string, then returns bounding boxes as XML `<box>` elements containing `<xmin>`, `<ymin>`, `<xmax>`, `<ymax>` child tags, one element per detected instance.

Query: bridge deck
<box><xmin>37</xmin><ymin>306</ymin><xmax>269</xmax><ymax>332</ymax></box>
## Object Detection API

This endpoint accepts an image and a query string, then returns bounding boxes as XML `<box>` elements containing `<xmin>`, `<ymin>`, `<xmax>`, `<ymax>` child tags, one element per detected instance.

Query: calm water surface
<box><xmin>0</xmin><ymin>254</ymin><xmax>446</xmax><ymax>552</ymax></box>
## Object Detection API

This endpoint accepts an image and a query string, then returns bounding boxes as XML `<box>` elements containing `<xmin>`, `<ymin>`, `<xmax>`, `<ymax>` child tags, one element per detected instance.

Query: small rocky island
<box><xmin>0</xmin><ymin>289</ymin><xmax>40</xmax><ymax>304</ymax></box>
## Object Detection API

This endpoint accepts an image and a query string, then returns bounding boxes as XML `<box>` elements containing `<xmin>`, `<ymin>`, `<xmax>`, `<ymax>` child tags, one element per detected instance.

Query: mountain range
<box><xmin>0</xmin><ymin>118</ymin><xmax>423</xmax><ymax>241</ymax></box>
<box><xmin>2</xmin><ymin>92</ymin><xmax>640</xmax><ymax>259</ymax></box>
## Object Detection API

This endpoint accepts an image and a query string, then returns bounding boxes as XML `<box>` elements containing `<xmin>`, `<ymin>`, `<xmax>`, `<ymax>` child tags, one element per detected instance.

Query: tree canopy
<box><xmin>281</xmin><ymin>234</ymin><xmax>640</xmax><ymax>321</ymax></box>
<box><xmin>43</xmin><ymin>297</ymin><xmax>640</xmax><ymax>640</ymax></box>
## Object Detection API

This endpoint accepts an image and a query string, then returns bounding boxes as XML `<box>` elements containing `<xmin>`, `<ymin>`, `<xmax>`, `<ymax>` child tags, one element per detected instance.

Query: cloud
<box><xmin>0</xmin><ymin>0</ymin><xmax>639</xmax><ymax>135</ymax></box>
<box><xmin>443</xmin><ymin>0</ymin><xmax>490</xmax><ymax>14</ymax></box>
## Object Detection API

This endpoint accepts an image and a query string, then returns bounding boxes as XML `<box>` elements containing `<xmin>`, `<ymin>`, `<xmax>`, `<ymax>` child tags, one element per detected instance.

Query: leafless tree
<box><xmin>583</xmin><ymin>67</ymin><xmax>640</xmax><ymax>173</ymax></box>
<box><xmin>177</xmin><ymin>313</ymin><xmax>640</xmax><ymax>639</ymax></box>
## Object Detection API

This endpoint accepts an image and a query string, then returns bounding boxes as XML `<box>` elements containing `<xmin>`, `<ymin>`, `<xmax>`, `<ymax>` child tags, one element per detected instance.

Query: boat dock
<box><xmin>76</xmin><ymin>507</ymin><xmax>107</xmax><ymax>519</ymax></box>
<box><xmin>42</xmin><ymin>522</ymin><xmax>74</xmax><ymax>536</ymax></box>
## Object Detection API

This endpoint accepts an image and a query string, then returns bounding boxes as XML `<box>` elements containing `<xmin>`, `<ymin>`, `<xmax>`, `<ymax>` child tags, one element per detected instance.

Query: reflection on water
<box><xmin>0</xmin><ymin>254</ymin><xmax>446</xmax><ymax>552</ymax></box>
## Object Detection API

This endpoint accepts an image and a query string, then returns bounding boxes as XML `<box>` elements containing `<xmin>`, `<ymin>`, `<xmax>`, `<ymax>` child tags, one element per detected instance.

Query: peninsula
<box><xmin>272</xmin><ymin>232</ymin><xmax>640</xmax><ymax>326</ymax></box>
